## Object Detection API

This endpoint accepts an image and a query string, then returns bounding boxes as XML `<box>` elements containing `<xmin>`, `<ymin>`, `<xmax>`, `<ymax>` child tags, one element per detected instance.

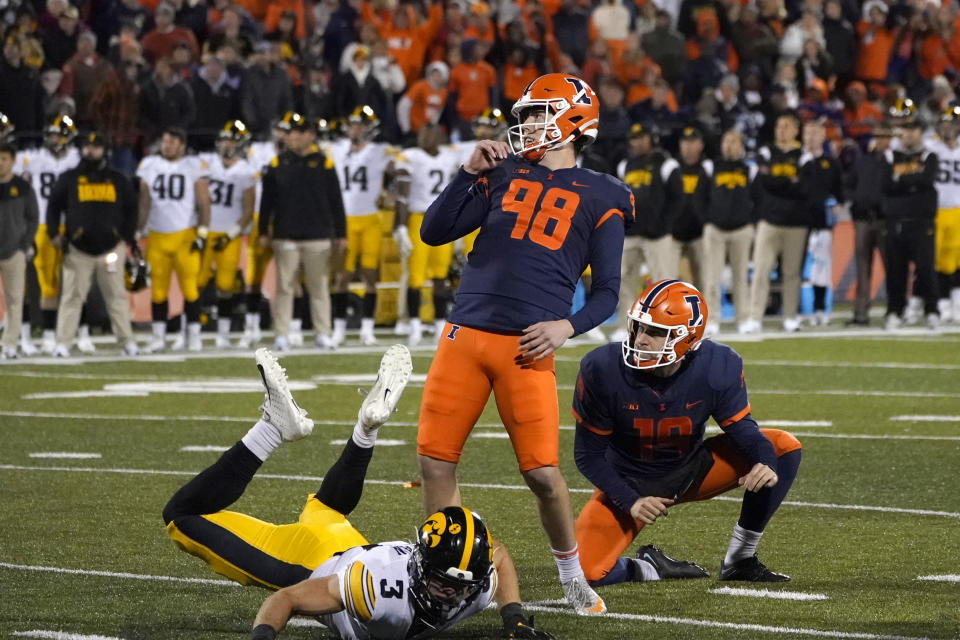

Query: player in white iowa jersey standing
<box><xmin>393</xmin><ymin>123</ymin><xmax>461</xmax><ymax>346</ymax></box>
<box><xmin>931</xmin><ymin>106</ymin><xmax>960</xmax><ymax>322</ymax></box>
<box><xmin>199</xmin><ymin>120</ymin><xmax>257</xmax><ymax>348</ymax></box>
<box><xmin>327</xmin><ymin>106</ymin><xmax>398</xmax><ymax>346</ymax></box>
<box><xmin>17</xmin><ymin>115</ymin><xmax>83</xmax><ymax>355</ymax></box>
<box><xmin>137</xmin><ymin>127</ymin><xmax>211</xmax><ymax>352</ymax></box>
<box><xmin>162</xmin><ymin>346</ymin><xmax>554</xmax><ymax>640</ymax></box>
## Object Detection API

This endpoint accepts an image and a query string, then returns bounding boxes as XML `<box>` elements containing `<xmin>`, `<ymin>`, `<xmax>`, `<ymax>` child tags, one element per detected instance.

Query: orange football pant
<box><xmin>416</xmin><ymin>322</ymin><xmax>559</xmax><ymax>472</ymax></box>
<box><xmin>575</xmin><ymin>429</ymin><xmax>802</xmax><ymax>582</ymax></box>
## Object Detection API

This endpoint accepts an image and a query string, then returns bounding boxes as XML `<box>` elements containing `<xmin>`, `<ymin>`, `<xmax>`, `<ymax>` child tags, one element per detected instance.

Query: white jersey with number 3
<box><xmin>395</xmin><ymin>146</ymin><xmax>460</xmax><ymax>213</ymax></box>
<box><xmin>931</xmin><ymin>140</ymin><xmax>960</xmax><ymax>209</ymax></box>
<box><xmin>327</xmin><ymin>139</ymin><xmax>396</xmax><ymax>216</ymax></box>
<box><xmin>137</xmin><ymin>155</ymin><xmax>208</xmax><ymax>233</ymax></box>
<box><xmin>199</xmin><ymin>154</ymin><xmax>257</xmax><ymax>232</ymax></box>
<box><xmin>17</xmin><ymin>147</ymin><xmax>80</xmax><ymax>220</ymax></box>
<box><xmin>310</xmin><ymin>541</ymin><xmax>496</xmax><ymax>640</ymax></box>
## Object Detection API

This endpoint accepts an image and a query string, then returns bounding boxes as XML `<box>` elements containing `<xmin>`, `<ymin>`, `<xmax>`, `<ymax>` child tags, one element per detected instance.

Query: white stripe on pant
<box><xmin>56</xmin><ymin>243</ymin><xmax>134</xmax><ymax>347</ymax></box>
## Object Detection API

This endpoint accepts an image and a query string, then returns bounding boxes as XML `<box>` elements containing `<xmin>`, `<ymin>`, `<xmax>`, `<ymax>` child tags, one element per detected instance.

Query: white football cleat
<box><xmin>782</xmin><ymin>317</ymin><xmax>801</xmax><ymax>332</ymax></box>
<box><xmin>315</xmin><ymin>334</ymin><xmax>335</xmax><ymax>349</ymax></box>
<box><xmin>255</xmin><ymin>348</ymin><xmax>313</xmax><ymax>441</ymax></box>
<box><xmin>145</xmin><ymin>336</ymin><xmax>166</xmax><ymax>353</ymax></box>
<box><xmin>561</xmin><ymin>575</ymin><xmax>606</xmax><ymax>616</ymax></box>
<box><xmin>885</xmin><ymin>313</ymin><xmax>902</xmax><ymax>331</ymax></box>
<box><xmin>738</xmin><ymin>319</ymin><xmax>761</xmax><ymax>334</ymax></box>
<box><xmin>360</xmin><ymin>331</ymin><xmax>378</xmax><ymax>346</ymax></box>
<box><xmin>51</xmin><ymin>344</ymin><xmax>70</xmax><ymax>358</ymax></box>
<box><xmin>77</xmin><ymin>325</ymin><xmax>96</xmax><ymax>353</ymax></box>
<box><xmin>359</xmin><ymin>344</ymin><xmax>413</xmax><ymax>429</ymax></box>
<box><xmin>394</xmin><ymin>319</ymin><xmax>411</xmax><ymax>336</ymax></box>
<box><xmin>215</xmin><ymin>335</ymin><xmax>232</xmax><ymax>349</ymax></box>
<box><xmin>904</xmin><ymin>296</ymin><xmax>923</xmax><ymax>325</ymax></box>
<box><xmin>289</xmin><ymin>330</ymin><xmax>304</xmax><ymax>347</ymax></box>
<box><xmin>187</xmin><ymin>323</ymin><xmax>203</xmax><ymax>351</ymax></box>
<box><xmin>19</xmin><ymin>338</ymin><xmax>38</xmax><ymax>356</ymax></box>
<box><xmin>272</xmin><ymin>335</ymin><xmax>289</xmax><ymax>352</ymax></box>
<box><xmin>123</xmin><ymin>341</ymin><xmax>140</xmax><ymax>356</ymax></box>
<box><xmin>1</xmin><ymin>346</ymin><xmax>18</xmax><ymax>360</ymax></box>
<box><xmin>170</xmin><ymin>330</ymin><xmax>186</xmax><ymax>351</ymax></box>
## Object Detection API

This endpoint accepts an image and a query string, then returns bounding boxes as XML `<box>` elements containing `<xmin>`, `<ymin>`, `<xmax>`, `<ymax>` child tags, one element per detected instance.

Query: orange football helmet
<box><xmin>622</xmin><ymin>279</ymin><xmax>708</xmax><ymax>370</ymax></box>
<box><xmin>508</xmin><ymin>73</ymin><xmax>599</xmax><ymax>162</ymax></box>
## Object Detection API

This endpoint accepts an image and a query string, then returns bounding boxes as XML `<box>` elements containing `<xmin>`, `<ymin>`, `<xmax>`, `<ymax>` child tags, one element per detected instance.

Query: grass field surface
<box><xmin>1</xmin><ymin>328</ymin><xmax>959</xmax><ymax>640</ymax></box>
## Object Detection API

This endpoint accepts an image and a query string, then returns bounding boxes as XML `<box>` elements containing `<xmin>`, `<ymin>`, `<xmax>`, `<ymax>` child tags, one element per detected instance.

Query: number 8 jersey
<box><xmin>311</xmin><ymin>541</ymin><xmax>496</xmax><ymax>640</ymax></box>
<box><xmin>17</xmin><ymin>147</ymin><xmax>81</xmax><ymax>217</ymax></box>
<box><xmin>137</xmin><ymin>154</ymin><xmax>208</xmax><ymax>232</ymax></box>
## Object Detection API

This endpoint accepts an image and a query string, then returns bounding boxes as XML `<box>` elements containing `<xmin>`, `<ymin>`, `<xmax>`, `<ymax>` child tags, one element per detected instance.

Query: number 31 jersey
<box><xmin>394</xmin><ymin>146</ymin><xmax>460</xmax><ymax>213</ymax></box>
<box><xmin>326</xmin><ymin>139</ymin><xmax>396</xmax><ymax>216</ymax></box>
<box><xmin>311</xmin><ymin>541</ymin><xmax>497</xmax><ymax>640</ymax></box>
<box><xmin>198</xmin><ymin>153</ymin><xmax>257</xmax><ymax>232</ymax></box>
<box><xmin>137</xmin><ymin>155</ymin><xmax>208</xmax><ymax>233</ymax></box>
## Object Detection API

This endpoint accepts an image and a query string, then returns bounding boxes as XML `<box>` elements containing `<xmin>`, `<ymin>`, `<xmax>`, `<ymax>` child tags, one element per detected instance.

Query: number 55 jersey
<box><xmin>420</xmin><ymin>155</ymin><xmax>634</xmax><ymax>335</ymax></box>
<box><xmin>312</xmin><ymin>541</ymin><xmax>496</xmax><ymax>640</ymax></box>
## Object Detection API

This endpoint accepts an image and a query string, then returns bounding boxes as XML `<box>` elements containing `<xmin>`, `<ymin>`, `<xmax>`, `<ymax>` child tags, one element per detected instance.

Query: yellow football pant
<box><xmin>345</xmin><ymin>213</ymin><xmax>383</xmax><ymax>272</ymax></box>
<box><xmin>166</xmin><ymin>494</ymin><xmax>368</xmax><ymax>590</ymax></box>
<box><xmin>247</xmin><ymin>213</ymin><xmax>273</xmax><ymax>287</ymax></box>
<box><xmin>146</xmin><ymin>229</ymin><xmax>200</xmax><ymax>304</ymax></box>
<box><xmin>198</xmin><ymin>232</ymin><xmax>243</xmax><ymax>292</ymax></box>
<box><xmin>936</xmin><ymin>207</ymin><xmax>960</xmax><ymax>274</ymax></box>
<box><xmin>33</xmin><ymin>224</ymin><xmax>63</xmax><ymax>299</ymax></box>
<box><xmin>406</xmin><ymin>213</ymin><xmax>454</xmax><ymax>288</ymax></box>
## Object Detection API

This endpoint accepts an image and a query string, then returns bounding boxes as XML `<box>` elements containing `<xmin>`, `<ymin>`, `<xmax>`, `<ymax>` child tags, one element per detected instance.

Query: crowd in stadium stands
<box><xmin>2</xmin><ymin>0</ymin><xmax>960</xmax><ymax>358</ymax></box>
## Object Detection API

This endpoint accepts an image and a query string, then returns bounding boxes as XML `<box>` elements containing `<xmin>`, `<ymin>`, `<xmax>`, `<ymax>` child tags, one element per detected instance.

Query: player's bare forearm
<box><xmin>492</xmin><ymin>540</ymin><xmax>520</xmax><ymax>607</ymax></box>
<box><xmin>253</xmin><ymin>577</ymin><xmax>343</xmax><ymax>634</ymax></box>
<box><xmin>195</xmin><ymin>178</ymin><xmax>211</xmax><ymax>227</ymax></box>
<box><xmin>517</xmin><ymin>319</ymin><xmax>574</xmax><ymax>362</ymax></box>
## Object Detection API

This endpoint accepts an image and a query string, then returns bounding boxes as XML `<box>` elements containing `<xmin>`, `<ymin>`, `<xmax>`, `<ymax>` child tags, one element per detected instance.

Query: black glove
<box><xmin>191</xmin><ymin>235</ymin><xmax>206</xmax><ymax>252</ymax></box>
<box><xmin>213</xmin><ymin>235</ymin><xmax>230</xmax><ymax>252</ymax></box>
<box><xmin>501</xmin><ymin>603</ymin><xmax>556</xmax><ymax>639</ymax></box>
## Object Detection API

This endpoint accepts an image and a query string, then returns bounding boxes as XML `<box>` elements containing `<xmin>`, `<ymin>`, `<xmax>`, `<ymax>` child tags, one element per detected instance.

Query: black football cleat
<box><xmin>636</xmin><ymin>544</ymin><xmax>710</xmax><ymax>580</ymax></box>
<box><xmin>719</xmin><ymin>556</ymin><xmax>790</xmax><ymax>582</ymax></box>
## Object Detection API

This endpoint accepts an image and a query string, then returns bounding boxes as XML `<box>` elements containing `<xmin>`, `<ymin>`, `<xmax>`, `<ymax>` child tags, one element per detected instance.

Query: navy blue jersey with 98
<box><xmin>420</xmin><ymin>155</ymin><xmax>634</xmax><ymax>335</ymax></box>
<box><xmin>572</xmin><ymin>340</ymin><xmax>774</xmax><ymax>510</ymax></box>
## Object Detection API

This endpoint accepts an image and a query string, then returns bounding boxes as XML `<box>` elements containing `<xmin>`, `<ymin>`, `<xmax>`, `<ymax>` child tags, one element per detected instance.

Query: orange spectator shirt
<box><xmin>404</xmin><ymin>79</ymin><xmax>448</xmax><ymax>133</ymax></box>
<box><xmin>449</xmin><ymin>60</ymin><xmax>496</xmax><ymax>121</ymax></box>
<box><xmin>842</xmin><ymin>102</ymin><xmax>883</xmax><ymax>139</ymax></box>
<box><xmin>855</xmin><ymin>21</ymin><xmax>894</xmax><ymax>82</ymax></box>
<box><xmin>503</xmin><ymin>62</ymin><xmax>539</xmax><ymax>103</ymax></box>
<box><xmin>919</xmin><ymin>34</ymin><xmax>950</xmax><ymax>80</ymax></box>
<box><xmin>264</xmin><ymin>0</ymin><xmax>308</xmax><ymax>40</ymax></box>
<box><xmin>141</xmin><ymin>27</ymin><xmax>199</xmax><ymax>64</ymax></box>
<box><xmin>363</xmin><ymin>1</ymin><xmax>444</xmax><ymax>88</ymax></box>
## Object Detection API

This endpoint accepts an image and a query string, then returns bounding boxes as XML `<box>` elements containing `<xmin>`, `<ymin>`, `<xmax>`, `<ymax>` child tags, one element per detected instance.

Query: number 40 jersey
<box><xmin>311</xmin><ymin>541</ymin><xmax>496</xmax><ymax>640</ymax></box>
<box><xmin>136</xmin><ymin>155</ymin><xmax>208</xmax><ymax>233</ymax></box>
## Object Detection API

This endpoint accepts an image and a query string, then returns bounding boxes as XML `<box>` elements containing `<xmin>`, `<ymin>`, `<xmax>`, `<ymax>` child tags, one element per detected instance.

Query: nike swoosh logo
<box><xmin>685</xmin><ymin>400</ymin><xmax>703</xmax><ymax>409</ymax></box>
<box><xmin>572</xmin><ymin>181</ymin><xmax>589</xmax><ymax>187</ymax></box>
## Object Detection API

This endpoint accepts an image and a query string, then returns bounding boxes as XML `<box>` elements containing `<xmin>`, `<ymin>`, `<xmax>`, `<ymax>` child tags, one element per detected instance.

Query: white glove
<box><xmin>393</xmin><ymin>225</ymin><xmax>413</xmax><ymax>257</ymax></box>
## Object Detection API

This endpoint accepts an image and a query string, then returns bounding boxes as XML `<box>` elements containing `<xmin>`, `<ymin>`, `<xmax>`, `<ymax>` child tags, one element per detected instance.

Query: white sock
<box><xmin>78</xmin><ymin>324</ymin><xmax>90</xmax><ymax>338</ymax></box>
<box><xmin>333</xmin><ymin>318</ymin><xmax>347</xmax><ymax>334</ymax></box>
<box><xmin>218</xmin><ymin>317</ymin><xmax>231</xmax><ymax>339</ymax></box>
<box><xmin>724</xmin><ymin>523</ymin><xmax>763</xmax><ymax>565</ymax></box>
<box><xmin>42</xmin><ymin>329</ymin><xmax>55</xmax><ymax>342</ymax></box>
<box><xmin>152</xmin><ymin>321</ymin><xmax>166</xmax><ymax>339</ymax></box>
<box><xmin>20</xmin><ymin>323</ymin><xmax>31</xmax><ymax>341</ymax></box>
<box><xmin>290</xmin><ymin>318</ymin><xmax>302</xmax><ymax>334</ymax></box>
<box><xmin>552</xmin><ymin>545</ymin><xmax>585</xmax><ymax>582</ymax></box>
<box><xmin>241</xmin><ymin>419</ymin><xmax>283</xmax><ymax>461</ymax></box>
<box><xmin>351</xmin><ymin>413</ymin><xmax>378</xmax><ymax>448</ymax></box>
<box><xmin>632</xmin><ymin>558</ymin><xmax>660</xmax><ymax>581</ymax></box>
<box><xmin>410</xmin><ymin>317</ymin><xmax>422</xmax><ymax>336</ymax></box>
<box><xmin>361</xmin><ymin>317</ymin><xmax>374</xmax><ymax>335</ymax></box>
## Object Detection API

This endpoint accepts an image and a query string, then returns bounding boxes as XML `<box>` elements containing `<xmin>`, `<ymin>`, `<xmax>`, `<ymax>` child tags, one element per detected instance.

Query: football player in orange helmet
<box><xmin>572</xmin><ymin>279</ymin><xmax>802</xmax><ymax>587</ymax></box>
<box><xmin>416</xmin><ymin>73</ymin><xmax>632</xmax><ymax>616</ymax></box>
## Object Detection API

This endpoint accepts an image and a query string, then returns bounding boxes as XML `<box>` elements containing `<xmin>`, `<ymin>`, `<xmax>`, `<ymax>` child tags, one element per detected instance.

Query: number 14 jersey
<box><xmin>326</xmin><ymin>139</ymin><xmax>396</xmax><ymax>217</ymax></box>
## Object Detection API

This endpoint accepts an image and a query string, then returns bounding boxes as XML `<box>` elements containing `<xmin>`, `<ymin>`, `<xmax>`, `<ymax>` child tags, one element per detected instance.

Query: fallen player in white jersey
<box><xmin>162</xmin><ymin>345</ymin><xmax>554</xmax><ymax>639</ymax></box>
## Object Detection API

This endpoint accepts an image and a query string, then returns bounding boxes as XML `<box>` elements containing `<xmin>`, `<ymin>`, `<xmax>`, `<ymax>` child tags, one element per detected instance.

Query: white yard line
<box><xmin>526</xmin><ymin>600</ymin><xmax>941</xmax><ymax>640</ymax></box>
<box><xmin>916</xmin><ymin>574</ymin><xmax>960</xmax><ymax>583</ymax></box>
<box><xmin>788</xmin><ymin>432</ymin><xmax>960</xmax><ymax>441</ymax></box>
<box><xmin>890</xmin><ymin>415</ymin><xmax>960</xmax><ymax>422</ymax></box>
<box><xmin>179</xmin><ymin>445</ymin><xmax>230</xmax><ymax>453</ymax></box>
<box><xmin>13</xmin><ymin>631</ymin><xmax>128</xmax><ymax>640</ymax></box>
<box><xmin>0</xmin><ymin>564</ymin><xmax>940</xmax><ymax>640</ymax></box>
<box><xmin>707</xmin><ymin>586</ymin><xmax>829</xmax><ymax>601</ymax></box>
<box><xmin>1</xmin><ymin>464</ymin><xmax>958</xmax><ymax>519</ymax></box>
<box><xmin>0</xmin><ymin>562</ymin><xmax>236</xmax><ymax>587</ymax></box>
<box><xmin>28</xmin><ymin>453</ymin><xmax>101</xmax><ymax>459</ymax></box>
<box><xmin>329</xmin><ymin>439</ymin><xmax>407</xmax><ymax>446</ymax></box>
